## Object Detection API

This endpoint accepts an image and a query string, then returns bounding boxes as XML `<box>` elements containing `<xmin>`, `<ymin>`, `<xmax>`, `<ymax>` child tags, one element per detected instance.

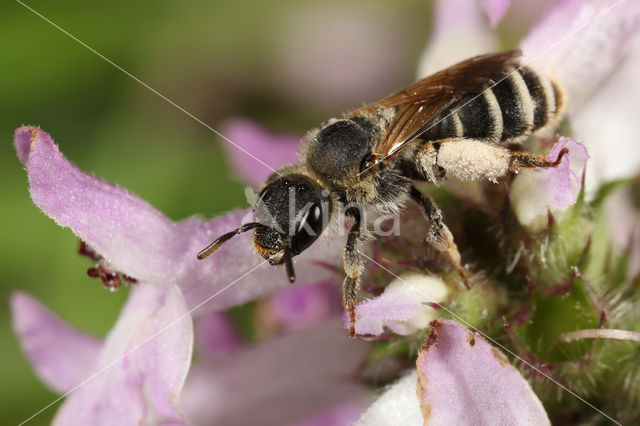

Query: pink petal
<box><xmin>546</xmin><ymin>137</ymin><xmax>589</xmax><ymax>206</ymax></box>
<box><xmin>292</xmin><ymin>402</ymin><xmax>368</xmax><ymax>426</ymax></box>
<box><xmin>416</xmin><ymin>320</ymin><xmax>549</xmax><ymax>425</ymax></box>
<box><xmin>354</xmin><ymin>372</ymin><xmax>422</xmax><ymax>425</ymax></box>
<box><xmin>195</xmin><ymin>312</ymin><xmax>241</xmax><ymax>359</ymax></box>
<box><xmin>181</xmin><ymin>321</ymin><xmax>370</xmax><ymax>425</ymax></box>
<box><xmin>478</xmin><ymin>0</ymin><xmax>511</xmax><ymax>26</ymax></box>
<box><xmin>53</xmin><ymin>283</ymin><xmax>193</xmax><ymax>425</ymax></box>
<box><xmin>177</xmin><ymin>213</ymin><xmax>344</xmax><ymax>315</ymax></box>
<box><xmin>510</xmin><ymin>137</ymin><xmax>589</xmax><ymax>232</ymax></box>
<box><xmin>351</xmin><ymin>273</ymin><xmax>449</xmax><ymax>336</ymax></box>
<box><xmin>14</xmin><ymin>126</ymin><xmax>344</xmax><ymax>316</ymax></box>
<box><xmin>14</xmin><ymin>126</ymin><xmax>184</xmax><ymax>285</ymax></box>
<box><xmin>520</xmin><ymin>0</ymin><xmax>640</xmax><ymax>112</ymax></box>
<box><xmin>10</xmin><ymin>292</ymin><xmax>102</xmax><ymax>394</ymax></box>
<box><xmin>417</xmin><ymin>0</ymin><xmax>498</xmax><ymax>78</ymax></box>
<box><xmin>506</xmin><ymin>0</ymin><xmax>551</xmax><ymax>28</ymax></box>
<box><xmin>222</xmin><ymin>119</ymin><xmax>300</xmax><ymax>188</ymax></box>
<box><xmin>267</xmin><ymin>280</ymin><xmax>342</xmax><ymax>330</ymax></box>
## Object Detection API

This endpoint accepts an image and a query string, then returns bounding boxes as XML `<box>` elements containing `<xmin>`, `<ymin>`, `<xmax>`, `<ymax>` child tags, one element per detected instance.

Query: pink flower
<box><xmin>10</xmin><ymin>0</ymin><xmax>640</xmax><ymax>424</ymax></box>
<box><xmin>11</xmin><ymin>127</ymin><xmax>353</xmax><ymax>424</ymax></box>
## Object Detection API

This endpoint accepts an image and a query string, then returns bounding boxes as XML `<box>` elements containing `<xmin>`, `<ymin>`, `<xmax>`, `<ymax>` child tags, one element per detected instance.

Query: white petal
<box><xmin>417</xmin><ymin>0</ymin><xmax>498</xmax><ymax>78</ymax></box>
<box><xmin>354</xmin><ymin>372</ymin><xmax>422</xmax><ymax>426</ymax></box>
<box><xmin>573</xmin><ymin>34</ymin><xmax>640</xmax><ymax>185</ymax></box>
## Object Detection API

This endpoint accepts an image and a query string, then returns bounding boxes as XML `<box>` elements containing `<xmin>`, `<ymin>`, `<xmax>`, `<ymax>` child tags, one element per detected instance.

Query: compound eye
<box><xmin>291</xmin><ymin>203</ymin><xmax>324</xmax><ymax>255</ymax></box>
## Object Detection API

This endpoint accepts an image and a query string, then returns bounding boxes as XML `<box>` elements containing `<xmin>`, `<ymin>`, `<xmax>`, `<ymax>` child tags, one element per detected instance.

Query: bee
<box><xmin>197</xmin><ymin>50</ymin><xmax>567</xmax><ymax>337</ymax></box>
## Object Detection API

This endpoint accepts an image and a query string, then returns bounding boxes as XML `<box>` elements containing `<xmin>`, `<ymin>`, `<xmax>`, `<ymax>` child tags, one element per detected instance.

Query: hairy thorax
<box><xmin>301</xmin><ymin>115</ymin><xmax>410</xmax><ymax>217</ymax></box>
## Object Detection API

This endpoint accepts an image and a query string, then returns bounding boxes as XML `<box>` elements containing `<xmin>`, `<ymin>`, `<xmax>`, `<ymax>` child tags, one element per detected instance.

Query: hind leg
<box><xmin>508</xmin><ymin>147</ymin><xmax>568</xmax><ymax>171</ymax></box>
<box><xmin>432</xmin><ymin>139</ymin><xmax>567</xmax><ymax>183</ymax></box>
<box><xmin>412</xmin><ymin>140</ymin><xmax>567</xmax><ymax>283</ymax></box>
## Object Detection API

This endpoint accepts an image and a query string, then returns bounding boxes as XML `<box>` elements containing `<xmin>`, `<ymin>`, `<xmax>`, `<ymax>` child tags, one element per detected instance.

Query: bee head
<box><xmin>197</xmin><ymin>174</ymin><xmax>331</xmax><ymax>283</ymax></box>
<box><xmin>252</xmin><ymin>174</ymin><xmax>331</xmax><ymax>281</ymax></box>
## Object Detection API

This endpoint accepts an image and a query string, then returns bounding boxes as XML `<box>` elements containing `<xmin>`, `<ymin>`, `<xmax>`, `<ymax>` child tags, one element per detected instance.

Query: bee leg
<box><xmin>508</xmin><ymin>147</ymin><xmax>569</xmax><ymax>172</ymax></box>
<box><xmin>435</xmin><ymin>139</ymin><xmax>510</xmax><ymax>183</ymax></box>
<box><xmin>410</xmin><ymin>186</ymin><xmax>468</xmax><ymax>287</ymax></box>
<box><xmin>343</xmin><ymin>206</ymin><xmax>367</xmax><ymax>338</ymax></box>
<box><xmin>435</xmin><ymin>139</ymin><xmax>567</xmax><ymax>183</ymax></box>
<box><xmin>415</xmin><ymin>143</ymin><xmax>441</xmax><ymax>184</ymax></box>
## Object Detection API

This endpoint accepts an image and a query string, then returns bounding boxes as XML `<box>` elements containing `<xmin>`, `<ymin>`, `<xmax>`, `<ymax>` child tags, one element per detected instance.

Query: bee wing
<box><xmin>346</xmin><ymin>50</ymin><xmax>521</xmax><ymax>163</ymax></box>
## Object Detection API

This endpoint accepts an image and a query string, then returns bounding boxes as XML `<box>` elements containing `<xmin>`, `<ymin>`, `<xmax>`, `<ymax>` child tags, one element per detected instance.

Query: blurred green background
<box><xmin>1</xmin><ymin>0</ymin><xmax>433</xmax><ymax>423</ymax></box>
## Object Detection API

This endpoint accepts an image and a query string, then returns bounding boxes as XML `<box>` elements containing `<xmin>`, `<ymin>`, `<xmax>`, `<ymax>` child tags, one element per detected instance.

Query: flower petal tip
<box><xmin>13</xmin><ymin>126</ymin><xmax>187</xmax><ymax>284</ymax></box>
<box><xmin>10</xmin><ymin>291</ymin><xmax>102</xmax><ymax>394</ymax></box>
<box><xmin>14</xmin><ymin>126</ymin><xmax>46</xmax><ymax>166</ymax></box>
<box><xmin>479</xmin><ymin>0</ymin><xmax>510</xmax><ymax>26</ymax></box>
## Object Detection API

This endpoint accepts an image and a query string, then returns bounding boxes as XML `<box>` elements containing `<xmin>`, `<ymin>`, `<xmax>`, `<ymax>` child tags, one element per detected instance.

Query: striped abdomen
<box><xmin>421</xmin><ymin>66</ymin><xmax>565</xmax><ymax>143</ymax></box>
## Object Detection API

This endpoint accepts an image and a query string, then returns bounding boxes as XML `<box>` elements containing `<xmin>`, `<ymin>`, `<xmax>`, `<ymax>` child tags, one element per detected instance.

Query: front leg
<box><xmin>410</xmin><ymin>186</ymin><xmax>467</xmax><ymax>286</ymax></box>
<box><xmin>343</xmin><ymin>206</ymin><xmax>367</xmax><ymax>338</ymax></box>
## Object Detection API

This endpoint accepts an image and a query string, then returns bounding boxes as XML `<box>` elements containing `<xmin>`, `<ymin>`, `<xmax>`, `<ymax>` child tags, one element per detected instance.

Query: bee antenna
<box><xmin>197</xmin><ymin>222</ymin><xmax>263</xmax><ymax>260</ymax></box>
<box><xmin>284</xmin><ymin>249</ymin><xmax>296</xmax><ymax>283</ymax></box>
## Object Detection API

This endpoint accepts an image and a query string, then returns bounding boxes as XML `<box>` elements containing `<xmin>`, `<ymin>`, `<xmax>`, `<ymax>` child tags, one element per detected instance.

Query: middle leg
<box><xmin>342</xmin><ymin>206</ymin><xmax>368</xmax><ymax>338</ymax></box>
<box><xmin>410</xmin><ymin>186</ymin><xmax>467</xmax><ymax>286</ymax></box>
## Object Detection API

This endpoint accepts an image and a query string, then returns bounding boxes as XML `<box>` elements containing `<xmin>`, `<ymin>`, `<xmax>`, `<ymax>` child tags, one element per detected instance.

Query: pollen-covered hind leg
<box><xmin>343</xmin><ymin>207</ymin><xmax>367</xmax><ymax>338</ymax></box>
<box><xmin>434</xmin><ymin>139</ymin><xmax>511</xmax><ymax>182</ymax></box>
<box><xmin>430</xmin><ymin>139</ymin><xmax>568</xmax><ymax>182</ymax></box>
<box><xmin>410</xmin><ymin>186</ymin><xmax>468</xmax><ymax>287</ymax></box>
